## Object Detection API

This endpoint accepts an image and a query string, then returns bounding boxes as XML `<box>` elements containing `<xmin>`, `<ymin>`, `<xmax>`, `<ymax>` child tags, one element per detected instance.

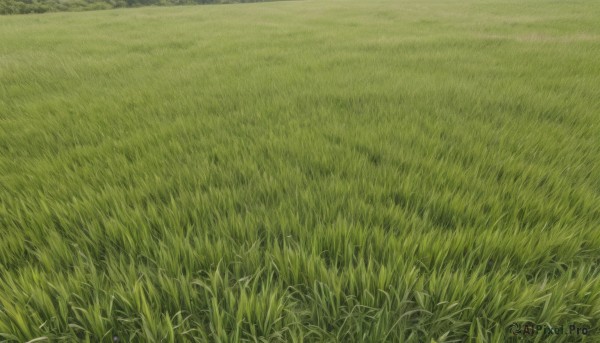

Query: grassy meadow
<box><xmin>1</xmin><ymin>0</ymin><xmax>600</xmax><ymax>341</ymax></box>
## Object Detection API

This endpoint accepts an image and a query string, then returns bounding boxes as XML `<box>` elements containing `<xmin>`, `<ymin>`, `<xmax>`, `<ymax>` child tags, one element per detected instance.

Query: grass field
<box><xmin>1</xmin><ymin>0</ymin><xmax>600</xmax><ymax>341</ymax></box>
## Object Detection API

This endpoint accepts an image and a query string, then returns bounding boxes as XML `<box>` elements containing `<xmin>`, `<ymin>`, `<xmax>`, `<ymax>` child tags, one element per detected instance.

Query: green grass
<box><xmin>1</xmin><ymin>0</ymin><xmax>599</xmax><ymax>341</ymax></box>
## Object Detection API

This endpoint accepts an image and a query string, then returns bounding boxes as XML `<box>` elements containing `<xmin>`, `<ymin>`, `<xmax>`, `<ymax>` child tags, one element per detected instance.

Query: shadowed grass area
<box><xmin>0</xmin><ymin>0</ymin><xmax>278</xmax><ymax>15</ymax></box>
<box><xmin>0</xmin><ymin>0</ymin><xmax>599</xmax><ymax>341</ymax></box>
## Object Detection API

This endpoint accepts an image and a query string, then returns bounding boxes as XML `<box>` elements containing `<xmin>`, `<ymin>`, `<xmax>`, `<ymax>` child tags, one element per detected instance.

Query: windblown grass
<box><xmin>1</xmin><ymin>0</ymin><xmax>599</xmax><ymax>341</ymax></box>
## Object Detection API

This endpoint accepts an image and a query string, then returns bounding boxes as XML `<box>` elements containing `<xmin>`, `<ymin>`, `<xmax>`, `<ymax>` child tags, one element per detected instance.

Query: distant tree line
<box><xmin>0</xmin><ymin>0</ymin><xmax>267</xmax><ymax>14</ymax></box>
